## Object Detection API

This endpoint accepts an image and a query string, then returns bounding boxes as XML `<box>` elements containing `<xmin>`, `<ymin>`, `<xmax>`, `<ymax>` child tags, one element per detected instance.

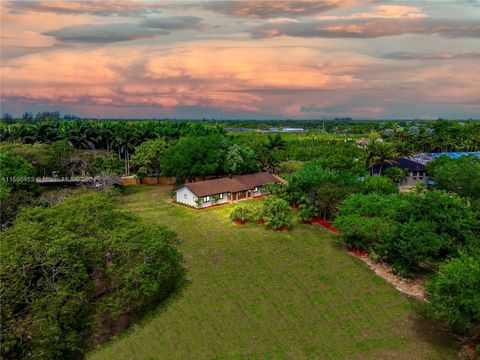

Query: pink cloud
<box><xmin>7</xmin><ymin>0</ymin><xmax>164</xmax><ymax>16</ymax></box>
<box><xmin>201</xmin><ymin>0</ymin><xmax>359</xmax><ymax>19</ymax></box>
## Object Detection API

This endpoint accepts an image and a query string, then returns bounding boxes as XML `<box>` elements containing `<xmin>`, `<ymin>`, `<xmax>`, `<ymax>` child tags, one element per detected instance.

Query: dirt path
<box><xmin>349</xmin><ymin>252</ymin><xmax>427</xmax><ymax>301</ymax></box>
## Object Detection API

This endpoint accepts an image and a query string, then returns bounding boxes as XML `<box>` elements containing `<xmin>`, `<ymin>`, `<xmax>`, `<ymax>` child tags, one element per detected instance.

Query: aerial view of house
<box><xmin>2</xmin><ymin>1</ymin><xmax>480</xmax><ymax>359</ymax></box>
<box><xmin>372</xmin><ymin>157</ymin><xmax>427</xmax><ymax>186</ymax></box>
<box><xmin>176</xmin><ymin>172</ymin><xmax>285</xmax><ymax>208</ymax></box>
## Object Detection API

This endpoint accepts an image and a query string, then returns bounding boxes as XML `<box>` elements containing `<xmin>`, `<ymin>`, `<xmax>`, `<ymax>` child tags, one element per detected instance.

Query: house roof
<box><xmin>181</xmin><ymin>172</ymin><xmax>284</xmax><ymax>197</ymax></box>
<box><xmin>373</xmin><ymin>157</ymin><xmax>425</xmax><ymax>172</ymax></box>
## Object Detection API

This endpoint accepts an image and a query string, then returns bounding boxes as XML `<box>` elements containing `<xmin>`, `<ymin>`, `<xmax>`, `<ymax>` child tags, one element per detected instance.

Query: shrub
<box><xmin>251</xmin><ymin>205</ymin><xmax>265</xmax><ymax>222</ymax></box>
<box><xmin>335</xmin><ymin>190</ymin><xmax>479</xmax><ymax>276</ymax></box>
<box><xmin>334</xmin><ymin>215</ymin><xmax>393</xmax><ymax>251</ymax></box>
<box><xmin>229</xmin><ymin>204</ymin><xmax>252</xmax><ymax>223</ymax></box>
<box><xmin>262</xmin><ymin>196</ymin><xmax>292</xmax><ymax>230</ymax></box>
<box><xmin>298</xmin><ymin>203</ymin><xmax>314</xmax><ymax>222</ymax></box>
<box><xmin>426</xmin><ymin>255</ymin><xmax>480</xmax><ymax>332</ymax></box>
<box><xmin>263</xmin><ymin>196</ymin><xmax>290</xmax><ymax>215</ymax></box>
<box><xmin>264</xmin><ymin>212</ymin><xmax>292</xmax><ymax>230</ymax></box>
<box><xmin>262</xmin><ymin>182</ymin><xmax>286</xmax><ymax>197</ymax></box>
<box><xmin>379</xmin><ymin>220</ymin><xmax>448</xmax><ymax>277</ymax></box>
<box><xmin>0</xmin><ymin>193</ymin><xmax>183</xmax><ymax>359</ymax></box>
<box><xmin>362</xmin><ymin>176</ymin><xmax>398</xmax><ymax>195</ymax></box>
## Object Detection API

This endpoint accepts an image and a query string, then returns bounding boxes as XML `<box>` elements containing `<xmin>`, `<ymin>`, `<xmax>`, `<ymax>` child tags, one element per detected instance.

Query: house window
<box><xmin>254</xmin><ymin>186</ymin><xmax>258</xmax><ymax>192</ymax></box>
<box><xmin>203</xmin><ymin>196</ymin><xmax>210</xmax><ymax>202</ymax></box>
<box><xmin>184</xmin><ymin>194</ymin><xmax>188</xmax><ymax>199</ymax></box>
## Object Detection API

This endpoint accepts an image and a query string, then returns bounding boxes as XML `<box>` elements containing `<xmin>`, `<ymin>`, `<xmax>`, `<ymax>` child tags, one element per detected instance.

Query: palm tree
<box><xmin>33</xmin><ymin>122</ymin><xmax>61</xmax><ymax>143</ymax></box>
<box><xmin>264</xmin><ymin>133</ymin><xmax>286</xmax><ymax>152</ymax></box>
<box><xmin>394</xmin><ymin>141</ymin><xmax>415</xmax><ymax>158</ymax></box>
<box><xmin>366</xmin><ymin>141</ymin><xmax>397</xmax><ymax>175</ymax></box>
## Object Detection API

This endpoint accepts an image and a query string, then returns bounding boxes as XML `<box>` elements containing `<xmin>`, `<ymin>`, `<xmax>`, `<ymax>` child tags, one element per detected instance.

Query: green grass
<box><xmin>89</xmin><ymin>186</ymin><xmax>457</xmax><ymax>359</ymax></box>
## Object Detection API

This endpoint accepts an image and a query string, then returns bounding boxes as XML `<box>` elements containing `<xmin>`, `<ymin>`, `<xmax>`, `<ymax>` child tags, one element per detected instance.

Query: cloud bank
<box><xmin>2</xmin><ymin>0</ymin><xmax>480</xmax><ymax>118</ymax></box>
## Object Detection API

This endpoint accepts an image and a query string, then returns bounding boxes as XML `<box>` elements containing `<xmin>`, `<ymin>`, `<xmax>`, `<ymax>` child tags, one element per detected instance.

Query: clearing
<box><xmin>89</xmin><ymin>186</ymin><xmax>457</xmax><ymax>359</ymax></box>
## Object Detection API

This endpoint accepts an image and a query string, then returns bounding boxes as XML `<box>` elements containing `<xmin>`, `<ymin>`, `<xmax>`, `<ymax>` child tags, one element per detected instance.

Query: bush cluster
<box><xmin>229</xmin><ymin>196</ymin><xmax>292</xmax><ymax>230</ymax></box>
<box><xmin>334</xmin><ymin>191</ymin><xmax>479</xmax><ymax>277</ymax></box>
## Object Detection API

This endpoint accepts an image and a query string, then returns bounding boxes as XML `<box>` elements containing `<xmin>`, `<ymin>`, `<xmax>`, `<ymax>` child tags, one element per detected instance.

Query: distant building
<box><xmin>372</xmin><ymin>158</ymin><xmax>427</xmax><ymax>186</ymax></box>
<box><xmin>176</xmin><ymin>172</ymin><xmax>285</xmax><ymax>209</ymax></box>
<box><xmin>282</xmin><ymin>127</ymin><xmax>305</xmax><ymax>133</ymax></box>
<box><xmin>355</xmin><ymin>138</ymin><xmax>370</xmax><ymax>147</ymax></box>
<box><xmin>225</xmin><ymin>128</ymin><xmax>257</xmax><ymax>133</ymax></box>
<box><xmin>411</xmin><ymin>151</ymin><xmax>480</xmax><ymax>165</ymax></box>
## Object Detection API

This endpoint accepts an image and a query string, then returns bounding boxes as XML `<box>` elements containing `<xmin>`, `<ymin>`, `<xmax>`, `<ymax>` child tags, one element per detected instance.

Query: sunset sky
<box><xmin>1</xmin><ymin>0</ymin><xmax>480</xmax><ymax>119</ymax></box>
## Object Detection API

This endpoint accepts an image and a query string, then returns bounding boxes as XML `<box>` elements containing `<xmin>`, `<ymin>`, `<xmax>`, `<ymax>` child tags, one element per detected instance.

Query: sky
<box><xmin>1</xmin><ymin>0</ymin><xmax>480</xmax><ymax>119</ymax></box>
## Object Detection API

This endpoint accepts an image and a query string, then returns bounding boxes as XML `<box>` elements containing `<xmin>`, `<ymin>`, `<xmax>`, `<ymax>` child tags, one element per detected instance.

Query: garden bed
<box><xmin>347</xmin><ymin>248</ymin><xmax>368</xmax><ymax>257</ymax></box>
<box><xmin>311</xmin><ymin>217</ymin><xmax>337</xmax><ymax>233</ymax></box>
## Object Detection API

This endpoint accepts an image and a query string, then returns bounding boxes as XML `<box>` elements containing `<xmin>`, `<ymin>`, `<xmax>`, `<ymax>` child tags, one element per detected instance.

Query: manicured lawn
<box><xmin>89</xmin><ymin>186</ymin><xmax>457</xmax><ymax>359</ymax></box>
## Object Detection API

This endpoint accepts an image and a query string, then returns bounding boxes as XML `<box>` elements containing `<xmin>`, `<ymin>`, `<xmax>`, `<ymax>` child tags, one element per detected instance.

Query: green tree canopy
<box><xmin>426</xmin><ymin>254</ymin><xmax>480</xmax><ymax>332</ymax></box>
<box><xmin>287</xmin><ymin>161</ymin><xmax>361</xmax><ymax>219</ymax></box>
<box><xmin>0</xmin><ymin>193</ymin><xmax>183</xmax><ymax>359</ymax></box>
<box><xmin>130</xmin><ymin>138</ymin><xmax>167</xmax><ymax>181</ymax></box>
<box><xmin>161</xmin><ymin>135</ymin><xmax>230</xmax><ymax>182</ymax></box>
<box><xmin>224</xmin><ymin>144</ymin><xmax>259</xmax><ymax>175</ymax></box>
<box><xmin>0</xmin><ymin>152</ymin><xmax>38</xmax><ymax>198</ymax></box>
<box><xmin>335</xmin><ymin>191</ymin><xmax>479</xmax><ymax>276</ymax></box>
<box><xmin>362</xmin><ymin>176</ymin><xmax>398</xmax><ymax>195</ymax></box>
<box><xmin>427</xmin><ymin>155</ymin><xmax>480</xmax><ymax>202</ymax></box>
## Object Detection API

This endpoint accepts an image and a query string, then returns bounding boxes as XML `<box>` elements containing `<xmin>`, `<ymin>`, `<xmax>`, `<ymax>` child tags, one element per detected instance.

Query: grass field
<box><xmin>89</xmin><ymin>186</ymin><xmax>457</xmax><ymax>359</ymax></box>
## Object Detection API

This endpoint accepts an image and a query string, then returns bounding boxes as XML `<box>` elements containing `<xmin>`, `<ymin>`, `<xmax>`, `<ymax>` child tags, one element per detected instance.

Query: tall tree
<box><xmin>161</xmin><ymin>135</ymin><xmax>230</xmax><ymax>182</ymax></box>
<box><xmin>131</xmin><ymin>138</ymin><xmax>167</xmax><ymax>183</ymax></box>
<box><xmin>224</xmin><ymin>144</ymin><xmax>258</xmax><ymax>175</ymax></box>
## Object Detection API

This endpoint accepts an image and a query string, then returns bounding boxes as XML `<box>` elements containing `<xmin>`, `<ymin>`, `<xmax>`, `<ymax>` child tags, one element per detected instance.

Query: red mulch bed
<box><xmin>233</xmin><ymin>220</ymin><xmax>245</xmax><ymax>225</ymax></box>
<box><xmin>257</xmin><ymin>220</ymin><xmax>265</xmax><ymax>225</ymax></box>
<box><xmin>347</xmin><ymin>248</ymin><xmax>368</xmax><ymax>257</ymax></box>
<box><xmin>301</xmin><ymin>220</ymin><xmax>312</xmax><ymax>224</ymax></box>
<box><xmin>311</xmin><ymin>217</ymin><xmax>338</xmax><ymax>233</ymax></box>
<box><xmin>276</xmin><ymin>226</ymin><xmax>288</xmax><ymax>231</ymax></box>
<box><xmin>291</xmin><ymin>204</ymin><xmax>300</xmax><ymax>209</ymax></box>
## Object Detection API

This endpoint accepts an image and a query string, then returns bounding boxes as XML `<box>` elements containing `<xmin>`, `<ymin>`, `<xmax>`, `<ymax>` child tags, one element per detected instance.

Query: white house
<box><xmin>176</xmin><ymin>172</ymin><xmax>285</xmax><ymax>209</ymax></box>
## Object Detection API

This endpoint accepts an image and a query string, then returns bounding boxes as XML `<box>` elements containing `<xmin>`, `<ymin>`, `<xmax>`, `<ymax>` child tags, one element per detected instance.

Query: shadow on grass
<box><xmin>329</xmin><ymin>234</ymin><xmax>459</xmax><ymax>357</ymax></box>
<box><xmin>409</xmin><ymin>300</ymin><xmax>459</xmax><ymax>356</ymax></box>
<box><xmin>89</xmin><ymin>269</ymin><xmax>191</xmax><ymax>353</ymax></box>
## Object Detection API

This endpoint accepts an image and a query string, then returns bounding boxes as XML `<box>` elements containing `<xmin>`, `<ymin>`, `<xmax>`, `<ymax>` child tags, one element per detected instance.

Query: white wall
<box><xmin>198</xmin><ymin>192</ymin><xmax>229</xmax><ymax>208</ymax></box>
<box><xmin>176</xmin><ymin>186</ymin><xmax>198</xmax><ymax>207</ymax></box>
<box><xmin>176</xmin><ymin>187</ymin><xmax>229</xmax><ymax>208</ymax></box>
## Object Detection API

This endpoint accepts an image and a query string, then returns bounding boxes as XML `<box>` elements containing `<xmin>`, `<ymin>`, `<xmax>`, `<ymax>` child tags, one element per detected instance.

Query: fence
<box><xmin>120</xmin><ymin>176</ymin><xmax>176</xmax><ymax>186</ymax></box>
